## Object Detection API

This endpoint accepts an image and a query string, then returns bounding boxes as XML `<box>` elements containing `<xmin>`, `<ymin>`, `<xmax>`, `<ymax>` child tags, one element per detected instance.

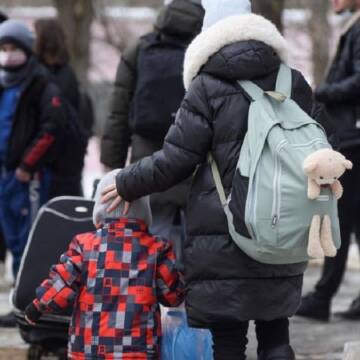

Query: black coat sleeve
<box><xmin>116</xmin><ymin>76</ymin><xmax>213</xmax><ymax>202</ymax></box>
<box><xmin>20</xmin><ymin>82</ymin><xmax>67</xmax><ymax>173</ymax></box>
<box><xmin>315</xmin><ymin>24</ymin><xmax>360</xmax><ymax>104</ymax></box>
<box><xmin>292</xmin><ymin>70</ymin><xmax>339</xmax><ymax>148</ymax></box>
<box><xmin>100</xmin><ymin>41</ymin><xmax>139</xmax><ymax>169</ymax></box>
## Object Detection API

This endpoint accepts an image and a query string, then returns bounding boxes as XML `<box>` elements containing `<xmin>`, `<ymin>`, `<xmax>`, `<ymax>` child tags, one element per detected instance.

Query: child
<box><xmin>25</xmin><ymin>170</ymin><xmax>184</xmax><ymax>359</ymax></box>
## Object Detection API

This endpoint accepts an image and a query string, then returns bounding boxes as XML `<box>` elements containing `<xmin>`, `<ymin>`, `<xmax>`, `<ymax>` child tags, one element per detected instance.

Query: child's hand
<box><xmin>25</xmin><ymin>303</ymin><xmax>42</xmax><ymax>325</ymax></box>
<box><xmin>15</xmin><ymin>168</ymin><xmax>31</xmax><ymax>183</ymax></box>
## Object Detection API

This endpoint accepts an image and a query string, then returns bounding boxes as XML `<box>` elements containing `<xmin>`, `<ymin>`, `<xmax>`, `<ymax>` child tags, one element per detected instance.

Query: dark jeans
<box><xmin>315</xmin><ymin>148</ymin><xmax>360</xmax><ymax>300</ymax></box>
<box><xmin>0</xmin><ymin>169</ymin><xmax>51</xmax><ymax>276</ymax></box>
<box><xmin>0</xmin><ymin>227</ymin><xmax>6</xmax><ymax>262</ymax></box>
<box><xmin>211</xmin><ymin>319</ymin><xmax>290</xmax><ymax>360</ymax></box>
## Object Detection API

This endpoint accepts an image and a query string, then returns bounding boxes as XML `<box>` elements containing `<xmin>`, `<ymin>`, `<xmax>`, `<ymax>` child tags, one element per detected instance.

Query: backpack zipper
<box><xmin>271</xmin><ymin>141</ymin><xmax>287</xmax><ymax>228</ymax></box>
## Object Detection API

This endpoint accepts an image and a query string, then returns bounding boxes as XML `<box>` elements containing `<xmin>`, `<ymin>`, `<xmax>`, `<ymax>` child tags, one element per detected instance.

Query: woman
<box><xmin>102</xmin><ymin>1</ymin><xmax>326</xmax><ymax>359</ymax></box>
<box><xmin>34</xmin><ymin>18</ymin><xmax>80</xmax><ymax>112</ymax></box>
<box><xmin>34</xmin><ymin>18</ymin><xmax>84</xmax><ymax>196</ymax></box>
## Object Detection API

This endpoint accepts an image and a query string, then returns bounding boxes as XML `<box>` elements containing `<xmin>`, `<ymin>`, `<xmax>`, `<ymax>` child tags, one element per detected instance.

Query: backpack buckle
<box><xmin>265</xmin><ymin>91</ymin><xmax>287</xmax><ymax>102</ymax></box>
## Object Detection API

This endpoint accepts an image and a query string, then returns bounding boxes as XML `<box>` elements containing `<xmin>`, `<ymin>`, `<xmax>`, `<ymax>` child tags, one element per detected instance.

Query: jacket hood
<box><xmin>155</xmin><ymin>0</ymin><xmax>205</xmax><ymax>40</ymax></box>
<box><xmin>183</xmin><ymin>14</ymin><xmax>288</xmax><ymax>89</ymax></box>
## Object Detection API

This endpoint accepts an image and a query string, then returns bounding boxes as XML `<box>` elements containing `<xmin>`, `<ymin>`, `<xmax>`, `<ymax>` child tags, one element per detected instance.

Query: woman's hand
<box><xmin>101</xmin><ymin>183</ymin><xmax>130</xmax><ymax>214</ymax></box>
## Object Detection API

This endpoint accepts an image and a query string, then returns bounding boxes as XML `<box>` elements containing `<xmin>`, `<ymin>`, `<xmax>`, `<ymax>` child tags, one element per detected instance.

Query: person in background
<box><xmin>100</xmin><ymin>0</ymin><xmax>204</xmax><ymax>269</ymax></box>
<box><xmin>25</xmin><ymin>170</ymin><xmax>184</xmax><ymax>360</ymax></box>
<box><xmin>34</xmin><ymin>18</ymin><xmax>85</xmax><ymax>196</ymax></box>
<box><xmin>297</xmin><ymin>0</ymin><xmax>360</xmax><ymax>322</ymax></box>
<box><xmin>0</xmin><ymin>10</ymin><xmax>8</xmax><ymax>278</ymax></box>
<box><xmin>0</xmin><ymin>20</ymin><xmax>66</xmax><ymax>327</ymax></box>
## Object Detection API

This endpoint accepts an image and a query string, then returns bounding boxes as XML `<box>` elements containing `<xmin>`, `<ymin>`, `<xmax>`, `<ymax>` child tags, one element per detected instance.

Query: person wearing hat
<box><xmin>25</xmin><ymin>170</ymin><xmax>184</xmax><ymax>360</ymax></box>
<box><xmin>101</xmin><ymin>0</ymin><xmax>337</xmax><ymax>358</ymax></box>
<box><xmin>100</xmin><ymin>0</ymin><xmax>204</xmax><ymax>271</ymax></box>
<box><xmin>0</xmin><ymin>20</ymin><xmax>66</xmax><ymax>327</ymax></box>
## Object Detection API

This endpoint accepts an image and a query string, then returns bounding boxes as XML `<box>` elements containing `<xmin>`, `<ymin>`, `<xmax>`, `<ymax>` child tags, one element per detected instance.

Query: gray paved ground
<box><xmin>0</xmin><ymin>265</ymin><xmax>359</xmax><ymax>359</ymax></box>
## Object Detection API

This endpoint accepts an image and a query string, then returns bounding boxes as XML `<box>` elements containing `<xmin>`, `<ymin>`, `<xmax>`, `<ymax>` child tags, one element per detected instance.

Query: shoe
<box><xmin>0</xmin><ymin>311</ymin><xmax>17</xmax><ymax>327</ymax></box>
<box><xmin>295</xmin><ymin>292</ymin><xmax>330</xmax><ymax>321</ymax></box>
<box><xmin>258</xmin><ymin>344</ymin><xmax>295</xmax><ymax>360</ymax></box>
<box><xmin>335</xmin><ymin>295</ymin><xmax>360</xmax><ymax>320</ymax></box>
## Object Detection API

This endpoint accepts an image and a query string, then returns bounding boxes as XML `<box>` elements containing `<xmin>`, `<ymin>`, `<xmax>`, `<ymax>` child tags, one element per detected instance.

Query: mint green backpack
<box><xmin>210</xmin><ymin>64</ymin><xmax>340</xmax><ymax>265</ymax></box>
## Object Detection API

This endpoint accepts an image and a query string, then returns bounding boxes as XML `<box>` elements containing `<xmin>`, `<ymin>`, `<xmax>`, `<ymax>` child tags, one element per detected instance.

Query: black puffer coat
<box><xmin>116</xmin><ymin>15</ymin><xmax>329</xmax><ymax>327</ymax></box>
<box><xmin>315</xmin><ymin>12</ymin><xmax>360</xmax><ymax>149</ymax></box>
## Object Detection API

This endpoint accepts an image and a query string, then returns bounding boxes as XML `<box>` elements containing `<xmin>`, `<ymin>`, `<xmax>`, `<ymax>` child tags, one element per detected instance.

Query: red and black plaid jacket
<box><xmin>32</xmin><ymin>218</ymin><xmax>184</xmax><ymax>359</ymax></box>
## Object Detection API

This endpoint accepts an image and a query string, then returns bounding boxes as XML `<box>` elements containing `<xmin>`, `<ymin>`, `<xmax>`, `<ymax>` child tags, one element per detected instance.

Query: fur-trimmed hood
<box><xmin>183</xmin><ymin>14</ymin><xmax>288</xmax><ymax>90</ymax></box>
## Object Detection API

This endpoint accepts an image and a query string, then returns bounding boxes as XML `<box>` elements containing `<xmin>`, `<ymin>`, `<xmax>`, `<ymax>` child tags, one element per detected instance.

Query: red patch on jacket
<box><xmin>51</xmin><ymin>96</ymin><xmax>61</xmax><ymax>107</ymax></box>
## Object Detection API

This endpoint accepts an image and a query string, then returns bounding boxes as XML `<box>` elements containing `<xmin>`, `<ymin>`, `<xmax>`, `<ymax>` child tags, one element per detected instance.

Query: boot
<box><xmin>0</xmin><ymin>311</ymin><xmax>17</xmax><ymax>327</ymax></box>
<box><xmin>335</xmin><ymin>294</ymin><xmax>360</xmax><ymax>320</ymax></box>
<box><xmin>258</xmin><ymin>344</ymin><xmax>295</xmax><ymax>360</ymax></box>
<box><xmin>295</xmin><ymin>292</ymin><xmax>330</xmax><ymax>321</ymax></box>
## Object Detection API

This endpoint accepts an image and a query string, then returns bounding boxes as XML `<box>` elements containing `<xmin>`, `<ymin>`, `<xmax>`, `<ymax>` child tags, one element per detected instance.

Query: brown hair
<box><xmin>34</xmin><ymin>18</ymin><xmax>69</xmax><ymax>66</ymax></box>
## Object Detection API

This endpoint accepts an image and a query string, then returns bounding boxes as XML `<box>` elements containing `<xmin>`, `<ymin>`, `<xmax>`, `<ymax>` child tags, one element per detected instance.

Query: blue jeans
<box><xmin>0</xmin><ymin>169</ymin><xmax>51</xmax><ymax>277</ymax></box>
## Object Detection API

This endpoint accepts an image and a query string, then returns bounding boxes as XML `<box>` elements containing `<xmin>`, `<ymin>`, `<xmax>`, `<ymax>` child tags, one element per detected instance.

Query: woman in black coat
<box><xmin>34</xmin><ymin>18</ymin><xmax>83</xmax><ymax>196</ymax></box>
<box><xmin>34</xmin><ymin>18</ymin><xmax>80</xmax><ymax>111</ymax></box>
<box><xmin>102</xmin><ymin>7</ymin><xmax>320</xmax><ymax>360</ymax></box>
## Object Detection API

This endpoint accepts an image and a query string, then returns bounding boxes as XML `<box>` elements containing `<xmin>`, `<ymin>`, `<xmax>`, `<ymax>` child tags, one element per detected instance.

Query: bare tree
<box><xmin>93</xmin><ymin>0</ymin><xmax>135</xmax><ymax>54</ymax></box>
<box><xmin>53</xmin><ymin>0</ymin><xmax>94</xmax><ymax>86</ymax></box>
<box><xmin>252</xmin><ymin>0</ymin><xmax>285</xmax><ymax>32</ymax></box>
<box><xmin>308</xmin><ymin>0</ymin><xmax>330</xmax><ymax>85</ymax></box>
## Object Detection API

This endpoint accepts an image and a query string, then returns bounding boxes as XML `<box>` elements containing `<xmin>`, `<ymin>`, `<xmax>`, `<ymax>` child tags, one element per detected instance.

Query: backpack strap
<box><xmin>238</xmin><ymin>80</ymin><xmax>264</xmax><ymax>102</ymax></box>
<box><xmin>208</xmin><ymin>154</ymin><xmax>227</xmax><ymax>207</ymax></box>
<box><xmin>275</xmin><ymin>64</ymin><xmax>292</xmax><ymax>98</ymax></box>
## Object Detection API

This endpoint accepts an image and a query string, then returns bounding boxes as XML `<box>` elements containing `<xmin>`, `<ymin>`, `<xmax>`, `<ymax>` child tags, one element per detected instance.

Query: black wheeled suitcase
<box><xmin>12</xmin><ymin>196</ymin><xmax>95</xmax><ymax>360</ymax></box>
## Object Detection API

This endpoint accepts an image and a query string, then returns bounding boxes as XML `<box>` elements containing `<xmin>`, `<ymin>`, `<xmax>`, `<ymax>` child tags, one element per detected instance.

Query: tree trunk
<box><xmin>308</xmin><ymin>0</ymin><xmax>330</xmax><ymax>86</ymax></box>
<box><xmin>252</xmin><ymin>0</ymin><xmax>285</xmax><ymax>33</ymax></box>
<box><xmin>53</xmin><ymin>0</ymin><xmax>94</xmax><ymax>86</ymax></box>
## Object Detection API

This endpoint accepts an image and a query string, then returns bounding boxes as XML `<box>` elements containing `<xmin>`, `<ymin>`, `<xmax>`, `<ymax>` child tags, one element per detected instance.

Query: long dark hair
<box><xmin>34</xmin><ymin>18</ymin><xmax>69</xmax><ymax>66</ymax></box>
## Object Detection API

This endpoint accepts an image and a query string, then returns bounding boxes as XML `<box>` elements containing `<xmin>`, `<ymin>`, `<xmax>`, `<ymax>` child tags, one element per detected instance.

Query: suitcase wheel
<box><xmin>27</xmin><ymin>345</ymin><xmax>44</xmax><ymax>360</ymax></box>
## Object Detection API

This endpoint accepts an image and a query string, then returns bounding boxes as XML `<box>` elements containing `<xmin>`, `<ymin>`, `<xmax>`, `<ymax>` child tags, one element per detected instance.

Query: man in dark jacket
<box><xmin>0</xmin><ymin>20</ymin><xmax>67</xmax><ymax>327</ymax></box>
<box><xmin>100</xmin><ymin>0</ymin><xmax>204</xmax><ymax>269</ymax></box>
<box><xmin>100</xmin><ymin>1</ymin><xmax>335</xmax><ymax>358</ymax></box>
<box><xmin>297</xmin><ymin>0</ymin><xmax>360</xmax><ymax>322</ymax></box>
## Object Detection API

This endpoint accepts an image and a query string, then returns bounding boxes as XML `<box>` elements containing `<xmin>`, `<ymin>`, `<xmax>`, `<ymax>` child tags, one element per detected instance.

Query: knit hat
<box><xmin>93</xmin><ymin>170</ymin><xmax>152</xmax><ymax>228</ymax></box>
<box><xmin>0</xmin><ymin>20</ymin><xmax>34</xmax><ymax>54</ymax></box>
<box><xmin>201</xmin><ymin>0</ymin><xmax>251</xmax><ymax>30</ymax></box>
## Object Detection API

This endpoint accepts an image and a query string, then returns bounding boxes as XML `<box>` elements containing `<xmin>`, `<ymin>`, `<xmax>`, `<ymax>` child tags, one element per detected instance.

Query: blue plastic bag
<box><xmin>161</xmin><ymin>309</ymin><xmax>213</xmax><ymax>360</ymax></box>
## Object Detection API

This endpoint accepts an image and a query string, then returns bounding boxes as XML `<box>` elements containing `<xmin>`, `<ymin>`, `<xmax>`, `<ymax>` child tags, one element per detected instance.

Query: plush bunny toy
<box><xmin>303</xmin><ymin>149</ymin><xmax>353</xmax><ymax>258</ymax></box>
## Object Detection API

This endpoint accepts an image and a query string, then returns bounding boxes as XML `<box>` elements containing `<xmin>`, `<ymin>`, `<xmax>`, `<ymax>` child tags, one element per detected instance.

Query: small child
<box><xmin>25</xmin><ymin>170</ymin><xmax>184</xmax><ymax>360</ymax></box>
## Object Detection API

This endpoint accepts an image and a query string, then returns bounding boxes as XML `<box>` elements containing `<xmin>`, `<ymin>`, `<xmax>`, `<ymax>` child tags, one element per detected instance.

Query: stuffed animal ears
<box><xmin>303</xmin><ymin>161</ymin><xmax>317</xmax><ymax>174</ymax></box>
<box><xmin>343</xmin><ymin>160</ymin><xmax>353</xmax><ymax>170</ymax></box>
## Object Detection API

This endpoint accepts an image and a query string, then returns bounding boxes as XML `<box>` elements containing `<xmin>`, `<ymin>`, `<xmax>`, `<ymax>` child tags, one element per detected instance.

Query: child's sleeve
<box><xmin>156</xmin><ymin>240</ymin><xmax>185</xmax><ymax>307</ymax></box>
<box><xmin>25</xmin><ymin>235</ymin><xmax>84</xmax><ymax>321</ymax></box>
